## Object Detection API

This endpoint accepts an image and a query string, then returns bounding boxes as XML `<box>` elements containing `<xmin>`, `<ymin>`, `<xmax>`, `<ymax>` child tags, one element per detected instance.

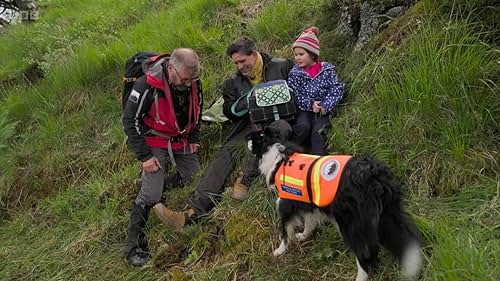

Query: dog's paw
<box><xmin>273</xmin><ymin>241</ymin><xmax>287</xmax><ymax>256</ymax></box>
<box><xmin>273</xmin><ymin>247</ymin><xmax>286</xmax><ymax>256</ymax></box>
<box><xmin>295</xmin><ymin>232</ymin><xmax>308</xmax><ymax>242</ymax></box>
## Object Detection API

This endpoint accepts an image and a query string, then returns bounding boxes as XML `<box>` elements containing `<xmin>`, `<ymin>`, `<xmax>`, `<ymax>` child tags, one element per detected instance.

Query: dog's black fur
<box><xmin>247</xmin><ymin>123</ymin><xmax>422</xmax><ymax>281</ymax></box>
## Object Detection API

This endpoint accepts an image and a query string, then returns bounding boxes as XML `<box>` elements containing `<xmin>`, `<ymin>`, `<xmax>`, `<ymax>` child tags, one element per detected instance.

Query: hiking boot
<box><xmin>127</xmin><ymin>249</ymin><xmax>150</xmax><ymax>267</ymax></box>
<box><xmin>125</xmin><ymin>204</ymin><xmax>151</xmax><ymax>267</ymax></box>
<box><xmin>231</xmin><ymin>176</ymin><xmax>249</xmax><ymax>200</ymax></box>
<box><xmin>153</xmin><ymin>203</ymin><xmax>195</xmax><ymax>231</ymax></box>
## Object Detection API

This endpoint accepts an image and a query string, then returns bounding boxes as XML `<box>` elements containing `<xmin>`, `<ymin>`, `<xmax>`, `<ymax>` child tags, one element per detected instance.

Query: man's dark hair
<box><xmin>226</xmin><ymin>36</ymin><xmax>257</xmax><ymax>57</ymax></box>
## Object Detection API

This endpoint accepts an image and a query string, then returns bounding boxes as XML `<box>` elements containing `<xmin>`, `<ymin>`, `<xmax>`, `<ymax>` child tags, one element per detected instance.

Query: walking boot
<box><xmin>231</xmin><ymin>175</ymin><xmax>249</xmax><ymax>200</ymax></box>
<box><xmin>125</xmin><ymin>204</ymin><xmax>151</xmax><ymax>267</ymax></box>
<box><xmin>153</xmin><ymin>203</ymin><xmax>195</xmax><ymax>231</ymax></box>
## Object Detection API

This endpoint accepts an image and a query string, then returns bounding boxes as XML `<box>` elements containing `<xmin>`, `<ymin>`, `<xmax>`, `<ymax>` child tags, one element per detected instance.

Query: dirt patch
<box><xmin>199</xmin><ymin>219</ymin><xmax>225</xmax><ymax>263</ymax></box>
<box><xmin>152</xmin><ymin>238</ymin><xmax>191</xmax><ymax>271</ymax></box>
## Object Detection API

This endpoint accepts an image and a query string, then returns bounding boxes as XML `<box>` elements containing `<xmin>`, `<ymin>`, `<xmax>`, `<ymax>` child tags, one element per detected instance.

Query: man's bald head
<box><xmin>169</xmin><ymin>48</ymin><xmax>200</xmax><ymax>78</ymax></box>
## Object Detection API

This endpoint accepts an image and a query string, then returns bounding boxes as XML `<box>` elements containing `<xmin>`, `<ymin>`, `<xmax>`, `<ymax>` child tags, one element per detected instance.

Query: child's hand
<box><xmin>312</xmin><ymin>101</ymin><xmax>322</xmax><ymax>113</ymax></box>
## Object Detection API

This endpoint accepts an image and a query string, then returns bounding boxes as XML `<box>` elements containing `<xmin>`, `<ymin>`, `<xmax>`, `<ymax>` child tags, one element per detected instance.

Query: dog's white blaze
<box><xmin>259</xmin><ymin>143</ymin><xmax>285</xmax><ymax>190</ymax></box>
<box><xmin>355</xmin><ymin>258</ymin><xmax>369</xmax><ymax>281</ymax></box>
<box><xmin>402</xmin><ymin>242</ymin><xmax>422</xmax><ymax>280</ymax></box>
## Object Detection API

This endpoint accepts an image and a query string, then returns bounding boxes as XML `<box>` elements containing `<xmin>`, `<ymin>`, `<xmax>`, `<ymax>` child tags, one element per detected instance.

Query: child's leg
<box><xmin>310</xmin><ymin>114</ymin><xmax>330</xmax><ymax>155</ymax></box>
<box><xmin>291</xmin><ymin>111</ymin><xmax>313</xmax><ymax>147</ymax></box>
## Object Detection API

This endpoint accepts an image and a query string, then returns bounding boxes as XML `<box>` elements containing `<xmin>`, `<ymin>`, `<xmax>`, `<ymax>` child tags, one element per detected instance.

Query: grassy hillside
<box><xmin>0</xmin><ymin>0</ymin><xmax>498</xmax><ymax>280</ymax></box>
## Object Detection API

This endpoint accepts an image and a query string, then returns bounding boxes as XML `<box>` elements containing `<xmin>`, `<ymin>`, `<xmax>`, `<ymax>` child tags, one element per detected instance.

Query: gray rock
<box><xmin>354</xmin><ymin>2</ymin><xmax>380</xmax><ymax>52</ymax></box>
<box><xmin>385</xmin><ymin>6</ymin><xmax>404</xmax><ymax>18</ymax></box>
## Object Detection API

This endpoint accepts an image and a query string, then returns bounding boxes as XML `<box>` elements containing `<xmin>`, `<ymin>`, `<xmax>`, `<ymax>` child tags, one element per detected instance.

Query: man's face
<box><xmin>168</xmin><ymin>64</ymin><xmax>198</xmax><ymax>91</ymax></box>
<box><xmin>231</xmin><ymin>51</ymin><xmax>257</xmax><ymax>76</ymax></box>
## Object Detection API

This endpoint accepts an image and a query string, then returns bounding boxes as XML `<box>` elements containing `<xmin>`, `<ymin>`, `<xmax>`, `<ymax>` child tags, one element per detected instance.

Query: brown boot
<box><xmin>153</xmin><ymin>203</ymin><xmax>195</xmax><ymax>231</ymax></box>
<box><xmin>231</xmin><ymin>176</ymin><xmax>249</xmax><ymax>200</ymax></box>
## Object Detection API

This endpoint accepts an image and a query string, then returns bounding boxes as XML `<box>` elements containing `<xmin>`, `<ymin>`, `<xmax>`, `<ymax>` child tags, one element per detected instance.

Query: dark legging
<box><xmin>291</xmin><ymin>111</ymin><xmax>331</xmax><ymax>155</ymax></box>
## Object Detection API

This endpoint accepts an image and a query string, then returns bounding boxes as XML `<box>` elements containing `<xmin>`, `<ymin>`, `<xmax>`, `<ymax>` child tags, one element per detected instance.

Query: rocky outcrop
<box><xmin>318</xmin><ymin>0</ymin><xmax>415</xmax><ymax>62</ymax></box>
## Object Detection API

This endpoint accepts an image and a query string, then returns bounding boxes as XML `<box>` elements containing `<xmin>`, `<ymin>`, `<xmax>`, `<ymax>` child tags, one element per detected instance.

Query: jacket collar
<box><xmin>293</xmin><ymin>62</ymin><xmax>332</xmax><ymax>79</ymax></box>
<box><xmin>145</xmin><ymin>58</ymin><xmax>168</xmax><ymax>90</ymax></box>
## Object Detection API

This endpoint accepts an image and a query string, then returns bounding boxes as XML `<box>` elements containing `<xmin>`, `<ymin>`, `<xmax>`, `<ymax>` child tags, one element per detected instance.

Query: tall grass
<box><xmin>330</xmin><ymin>18</ymin><xmax>499</xmax><ymax>195</ymax></box>
<box><xmin>0</xmin><ymin>0</ymin><xmax>498</xmax><ymax>280</ymax></box>
<box><xmin>0</xmin><ymin>0</ymin><xmax>170</xmax><ymax>80</ymax></box>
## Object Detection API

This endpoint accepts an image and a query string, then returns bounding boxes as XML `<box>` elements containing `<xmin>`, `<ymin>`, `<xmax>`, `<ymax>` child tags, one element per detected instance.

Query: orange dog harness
<box><xmin>274</xmin><ymin>153</ymin><xmax>352</xmax><ymax>207</ymax></box>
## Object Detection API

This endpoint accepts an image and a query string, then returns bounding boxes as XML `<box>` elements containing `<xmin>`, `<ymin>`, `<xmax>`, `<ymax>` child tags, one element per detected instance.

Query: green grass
<box><xmin>329</xmin><ymin>15</ymin><xmax>499</xmax><ymax>196</ymax></box>
<box><xmin>0</xmin><ymin>0</ymin><xmax>499</xmax><ymax>280</ymax></box>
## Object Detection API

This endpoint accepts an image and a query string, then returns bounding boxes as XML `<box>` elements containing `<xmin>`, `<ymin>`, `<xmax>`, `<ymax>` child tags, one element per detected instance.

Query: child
<box><xmin>287</xmin><ymin>27</ymin><xmax>344</xmax><ymax>155</ymax></box>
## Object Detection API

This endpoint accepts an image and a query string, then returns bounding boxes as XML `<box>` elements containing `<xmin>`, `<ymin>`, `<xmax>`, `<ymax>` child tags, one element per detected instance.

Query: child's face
<box><xmin>294</xmin><ymin>47</ymin><xmax>315</xmax><ymax>68</ymax></box>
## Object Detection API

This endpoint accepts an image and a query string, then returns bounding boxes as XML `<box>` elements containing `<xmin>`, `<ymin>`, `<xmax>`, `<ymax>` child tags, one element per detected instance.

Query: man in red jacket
<box><xmin>122</xmin><ymin>48</ymin><xmax>203</xmax><ymax>267</ymax></box>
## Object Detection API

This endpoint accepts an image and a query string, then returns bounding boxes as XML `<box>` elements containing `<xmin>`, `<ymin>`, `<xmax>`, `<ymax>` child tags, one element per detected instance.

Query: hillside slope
<box><xmin>0</xmin><ymin>0</ymin><xmax>498</xmax><ymax>280</ymax></box>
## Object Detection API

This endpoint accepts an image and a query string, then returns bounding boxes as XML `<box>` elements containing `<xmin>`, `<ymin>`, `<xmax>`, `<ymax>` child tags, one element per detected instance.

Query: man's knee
<box><xmin>136</xmin><ymin>173</ymin><xmax>164</xmax><ymax>205</ymax></box>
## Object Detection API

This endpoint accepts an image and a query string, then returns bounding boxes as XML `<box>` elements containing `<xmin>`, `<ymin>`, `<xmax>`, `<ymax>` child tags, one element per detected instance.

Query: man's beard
<box><xmin>172</xmin><ymin>84</ymin><xmax>190</xmax><ymax>92</ymax></box>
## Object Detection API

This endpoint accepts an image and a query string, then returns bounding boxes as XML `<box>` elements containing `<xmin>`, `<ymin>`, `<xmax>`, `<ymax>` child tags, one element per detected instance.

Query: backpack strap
<box><xmin>147</xmin><ymin>129</ymin><xmax>177</xmax><ymax>167</ymax></box>
<box><xmin>230</xmin><ymin>86</ymin><xmax>256</xmax><ymax>117</ymax></box>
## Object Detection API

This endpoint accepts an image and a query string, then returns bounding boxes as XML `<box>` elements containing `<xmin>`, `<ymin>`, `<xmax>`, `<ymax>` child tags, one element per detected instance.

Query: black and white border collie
<box><xmin>247</xmin><ymin>120</ymin><xmax>422</xmax><ymax>281</ymax></box>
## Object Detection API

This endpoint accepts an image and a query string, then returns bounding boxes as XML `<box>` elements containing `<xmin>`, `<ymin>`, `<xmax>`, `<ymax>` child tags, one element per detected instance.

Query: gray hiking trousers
<box><xmin>135</xmin><ymin>147</ymin><xmax>200</xmax><ymax>206</ymax></box>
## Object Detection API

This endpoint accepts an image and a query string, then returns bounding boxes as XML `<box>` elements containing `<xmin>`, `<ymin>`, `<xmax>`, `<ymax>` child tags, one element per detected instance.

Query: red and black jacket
<box><xmin>122</xmin><ymin>58</ymin><xmax>202</xmax><ymax>162</ymax></box>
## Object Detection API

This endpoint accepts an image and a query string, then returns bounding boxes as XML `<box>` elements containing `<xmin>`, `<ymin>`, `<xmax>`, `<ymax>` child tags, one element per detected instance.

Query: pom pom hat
<box><xmin>292</xmin><ymin>27</ymin><xmax>320</xmax><ymax>56</ymax></box>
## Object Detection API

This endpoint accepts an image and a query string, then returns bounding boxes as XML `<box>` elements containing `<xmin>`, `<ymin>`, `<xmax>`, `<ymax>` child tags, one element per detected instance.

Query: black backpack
<box><xmin>122</xmin><ymin>51</ymin><xmax>169</xmax><ymax>109</ymax></box>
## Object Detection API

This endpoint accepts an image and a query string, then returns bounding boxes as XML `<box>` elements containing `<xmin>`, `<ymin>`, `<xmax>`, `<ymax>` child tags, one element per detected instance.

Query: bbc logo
<box><xmin>20</xmin><ymin>10</ymin><xmax>39</xmax><ymax>20</ymax></box>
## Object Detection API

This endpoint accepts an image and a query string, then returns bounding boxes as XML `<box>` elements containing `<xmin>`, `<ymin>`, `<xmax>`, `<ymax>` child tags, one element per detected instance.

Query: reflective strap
<box><xmin>311</xmin><ymin>156</ymin><xmax>329</xmax><ymax>206</ymax></box>
<box><xmin>154</xmin><ymin>93</ymin><xmax>166</xmax><ymax>125</ymax></box>
<box><xmin>282</xmin><ymin>175</ymin><xmax>303</xmax><ymax>186</ymax></box>
<box><xmin>305</xmin><ymin>157</ymin><xmax>321</xmax><ymax>203</ymax></box>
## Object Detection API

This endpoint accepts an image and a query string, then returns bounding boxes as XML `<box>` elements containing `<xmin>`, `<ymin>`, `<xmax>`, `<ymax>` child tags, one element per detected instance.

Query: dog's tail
<box><xmin>350</xmin><ymin>156</ymin><xmax>423</xmax><ymax>280</ymax></box>
<box><xmin>380</xmin><ymin>205</ymin><xmax>422</xmax><ymax>280</ymax></box>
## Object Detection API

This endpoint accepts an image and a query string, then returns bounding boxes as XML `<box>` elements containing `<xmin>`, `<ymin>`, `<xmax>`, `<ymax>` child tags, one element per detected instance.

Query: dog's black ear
<box><xmin>245</xmin><ymin>130</ymin><xmax>261</xmax><ymax>141</ymax></box>
<box><xmin>261</xmin><ymin>127</ymin><xmax>279</xmax><ymax>146</ymax></box>
<box><xmin>263</xmin><ymin>126</ymin><xmax>274</xmax><ymax>138</ymax></box>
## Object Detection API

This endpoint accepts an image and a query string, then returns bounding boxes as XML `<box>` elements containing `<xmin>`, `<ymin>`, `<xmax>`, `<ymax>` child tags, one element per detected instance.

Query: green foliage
<box><xmin>330</xmin><ymin>18</ymin><xmax>499</xmax><ymax>195</ymax></box>
<box><xmin>248</xmin><ymin>0</ymin><xmax>320</xmax><ymax>45</ymax></box>
<box><xmin>0</xmin><ymin>110</ymin><xmax>17</xmax><ymax>209</ymax></box>
<box><xmin>0</xmin><ymin>0</ymin><xmax>498</xmax><ymax>280</ymax></box>
<box><xmin>420</xmin><ymin>179</ymin><xmax>500</xmax><ymax>281</ymax></box>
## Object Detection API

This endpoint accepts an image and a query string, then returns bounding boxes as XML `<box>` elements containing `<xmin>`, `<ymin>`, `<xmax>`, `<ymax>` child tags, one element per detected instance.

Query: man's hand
<box><xmin>189</xmin><ymin>143</ymin><xmax>200</xmax><ymax>154</ymax></box>
<box><xmin>143</xmin><ymin>156</ymin><xmax>161</xmax><ymax>173</ymax></box>
<box><xmin>312</xmin><ymin>101</ymin><xmax>322</xmax><ymax>113</ymax></box>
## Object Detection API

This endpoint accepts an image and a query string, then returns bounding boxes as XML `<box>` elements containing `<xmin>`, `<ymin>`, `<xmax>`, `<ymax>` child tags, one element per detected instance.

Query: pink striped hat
<box><xmin>292</xmin><ymin>27</ymin><xmax>320</xmax><ymax>56</ymax></box>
